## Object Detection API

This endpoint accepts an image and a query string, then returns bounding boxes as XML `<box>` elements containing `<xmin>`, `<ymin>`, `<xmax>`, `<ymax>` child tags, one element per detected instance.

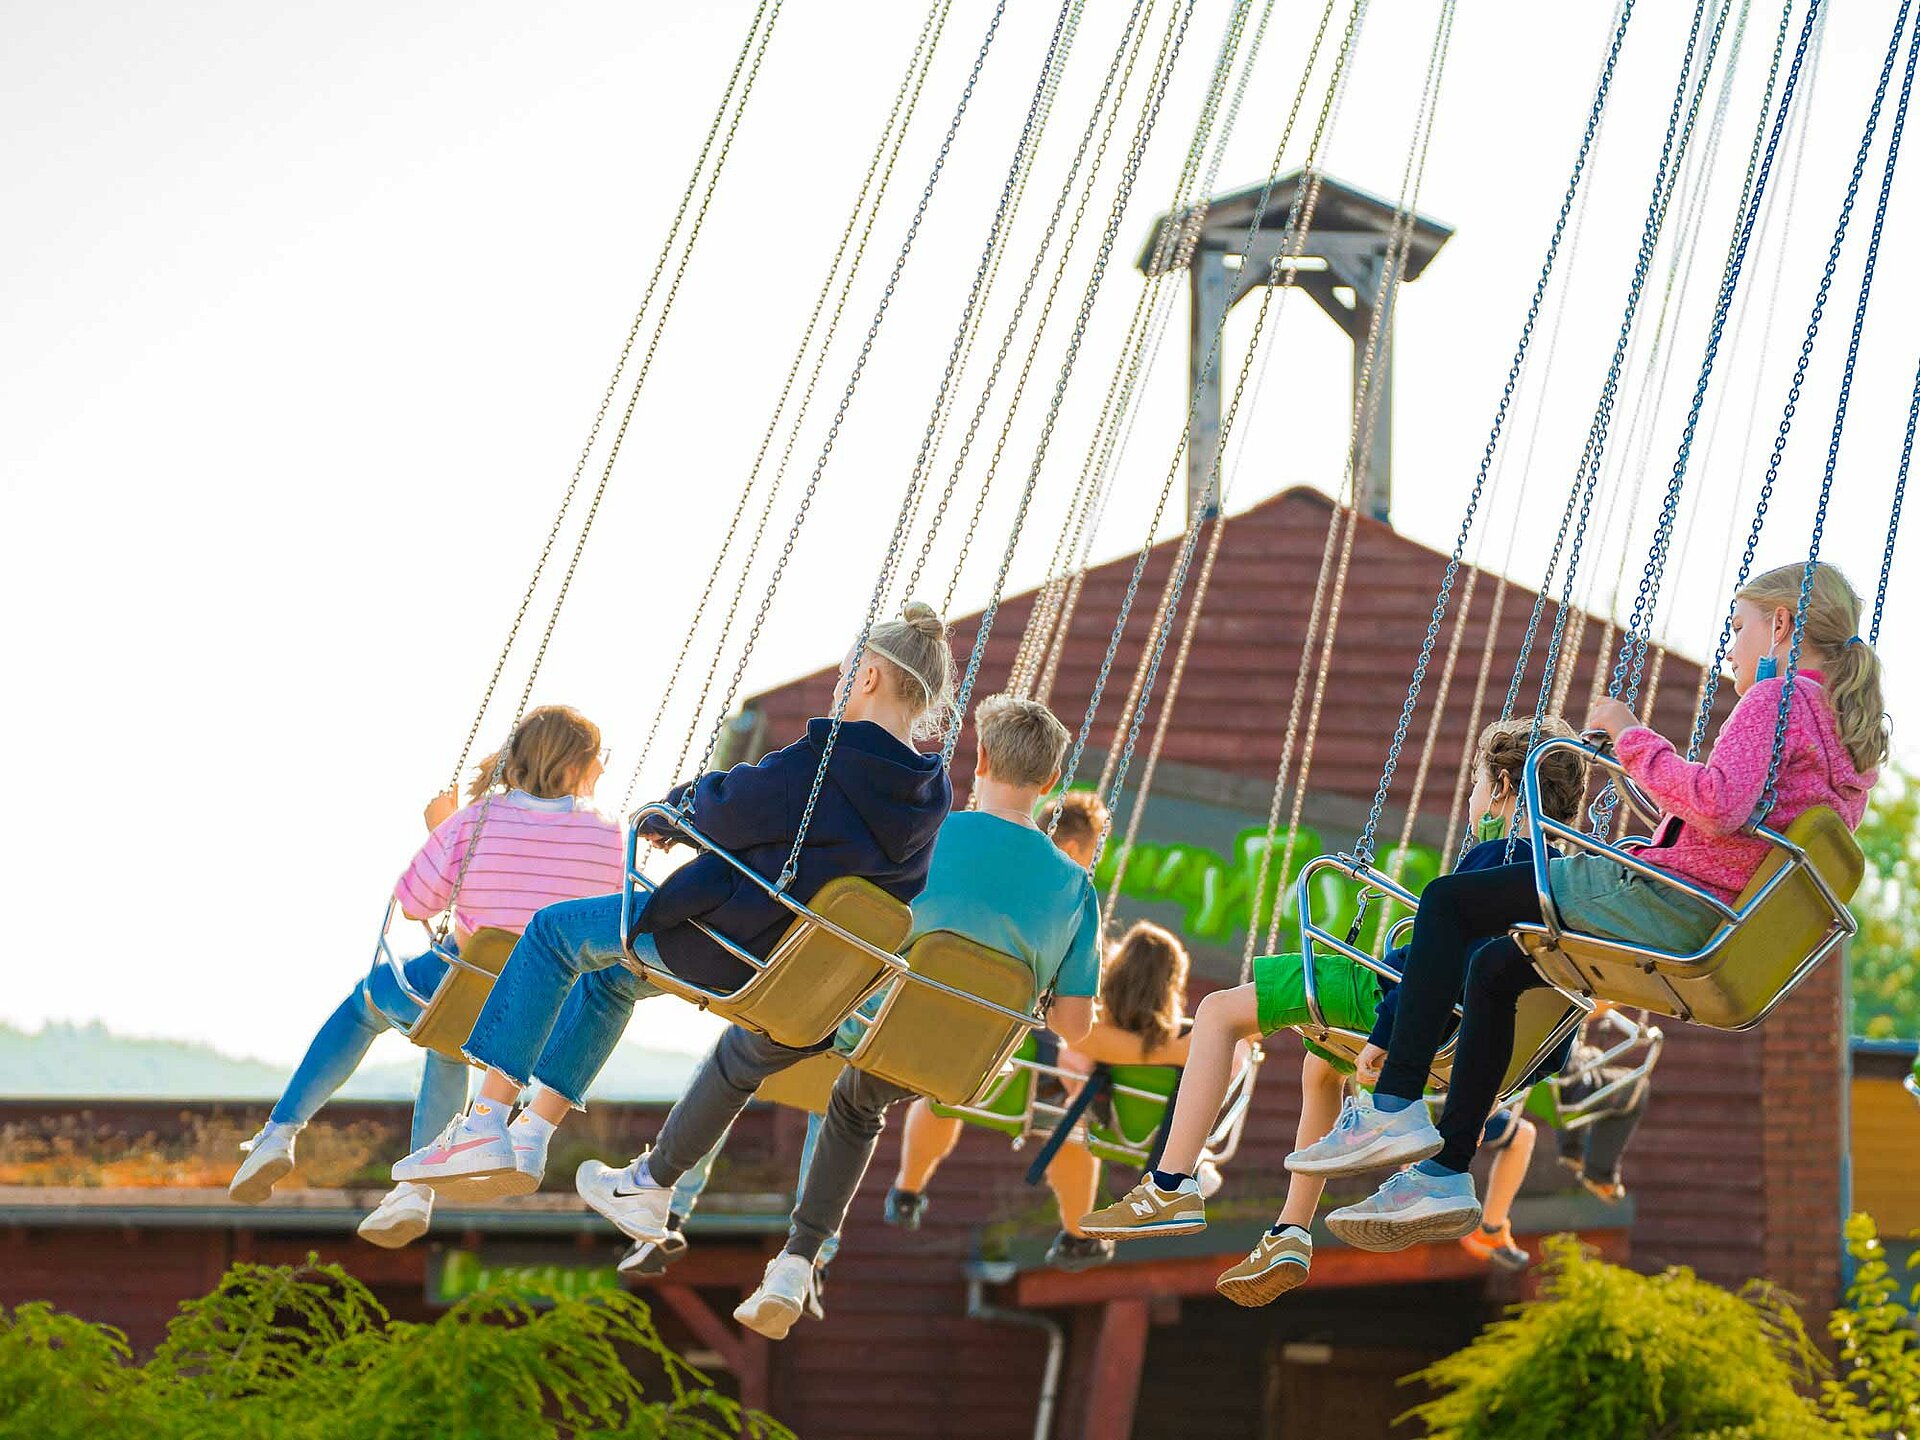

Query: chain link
<box><xmin>1874</xmin><ymin>354</ymin><xmax>1920</xmax><ymax>646</ymax></box>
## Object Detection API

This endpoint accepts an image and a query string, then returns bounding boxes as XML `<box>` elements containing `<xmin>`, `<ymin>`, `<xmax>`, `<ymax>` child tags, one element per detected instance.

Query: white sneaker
<box><xmin>1285</xmin><ymin>1094</ymin><xmax>1442</xmax><ymax>1178</ymax></box>
<box><xmin>357</xmin><ymin>1182</ymin><xmax>434</xmax><ymax>1249</ymax></box>
<box><xmin>448</xmin><ymin>1122</ymin><xmax>549</xmax><ymax>1202</ymax></box>
<box><xmin>392</xmin><ymin>1112</ymin><xmax>515</xmax><ymax>1189</ymax></box>
<box><xmin>1326</xmin><ymin>1166</ymin><xmax>1483</xmax><ymax>1251</ymax></box>
<box><xmin>733</xmin><ymin>1253</ymin><xmax>815</xmax><ymax>1341</ymax></box>
<box><xmin>575</xmin><ymin>1153</ymin><xmax>672</xmax><ymax>1241</ymax></box>
<box><xmin>229</xmin><ymin>1123</ymin><xmax>298</xmax><ymax>1205</ymax></box>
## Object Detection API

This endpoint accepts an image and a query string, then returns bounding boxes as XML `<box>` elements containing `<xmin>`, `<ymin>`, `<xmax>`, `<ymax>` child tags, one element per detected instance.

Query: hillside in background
<box><xmin>0</xmin><ymin>1021</ymin><xmax>699</xmax><ymax>1101</ymax></box>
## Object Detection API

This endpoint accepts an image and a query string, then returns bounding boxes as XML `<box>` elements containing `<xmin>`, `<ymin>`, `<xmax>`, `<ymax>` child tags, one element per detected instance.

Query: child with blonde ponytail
<box><xmin>1294</xmin><ymin>561</ymin><xmax>1886</xmax><ymax>1252</ymax></box>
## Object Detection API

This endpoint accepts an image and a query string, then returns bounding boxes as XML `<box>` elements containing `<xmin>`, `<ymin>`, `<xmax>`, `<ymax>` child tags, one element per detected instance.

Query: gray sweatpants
<box><xmin>646</xmin><ymin>1025</ymin><xmax>915</xmax><ymax>1262</ymax></box>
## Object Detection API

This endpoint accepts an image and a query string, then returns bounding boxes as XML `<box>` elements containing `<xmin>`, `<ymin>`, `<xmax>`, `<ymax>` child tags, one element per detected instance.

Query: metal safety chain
<box><xmin>1872</xmin><ymin>354</ymin><xmax>1919</xmax><ymax>646</ymax></box>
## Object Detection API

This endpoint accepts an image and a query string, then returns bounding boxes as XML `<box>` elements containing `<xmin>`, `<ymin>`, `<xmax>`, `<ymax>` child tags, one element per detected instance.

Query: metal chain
<box><xmin>1694</xmin><ymin>0</ymin><xmax>1910</xmax><ymax>762</ymax></box>
<box><xmin>1339</xmin><ymin>0</ymin><xmax>1643</xmax><ymax>868</ymax></box>
<box><xmin>1757</xmin><ymin>0</ymin><xmax>1916</xmax><ymax>819</ymax></box>
<box><xmin>947</xmin><ymin>0</ymin><xmax>1204</xmax><ymax>766</ymax></box>
<box><xmin>621</xmin><ymin>0</ymin><xmax>952</xmax><ymax>809</ymax></box>
<box><xmin>437</xmin><ymin>3</ymin><xmax>784</xmax><ymax>935</ymax></box>
<box><xmin>444</xmin><ymin>0</ymin><xmax>774</xmax><ymax>800</ymax></box>
<box><xmin>1052</xmin><ymin>0</ymin><xmax>1356</xmax><ymax>821</ymax></box>
<box><xmin>778</xmin><ymin>0</ymin><xmax>1062</xmax><ymax>889</ymax></box>
<box><xmin>901</xmin><ymin>0</ymin><xmax>1160</xmax><ymax>617</ymax></box>
<box><xmin>1874</xmin><ymin>354</ymin><xmax>1920</xmax><ymax>646</ymax></box>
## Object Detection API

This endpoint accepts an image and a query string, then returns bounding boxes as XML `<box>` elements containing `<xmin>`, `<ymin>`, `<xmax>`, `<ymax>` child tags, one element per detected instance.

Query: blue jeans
<box><xmin>463</xmin><ymin>893</ymin><xmax>660</xmax><ymax>1105</ymax></box>
<box><xmin>666</xmin><ymin>1112</ymin><xmax>837</xmax><ymax>1264</ymax></box>
<box><xmin>272</xmin><ymin>947</ymin><xmax>472</xmax><ymax>1151</ymax></box>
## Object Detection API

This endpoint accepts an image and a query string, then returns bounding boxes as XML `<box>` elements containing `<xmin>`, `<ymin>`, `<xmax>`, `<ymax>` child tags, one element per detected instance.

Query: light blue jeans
<box><xmin>272</xmin><ymin>947</ymin><xmax>471</xmax><ymax>1151</ymax></box>
<box><xmin>463</xmin><ymin>892</ymin><xmax>661</xmax><ymax>1106</ymax></box>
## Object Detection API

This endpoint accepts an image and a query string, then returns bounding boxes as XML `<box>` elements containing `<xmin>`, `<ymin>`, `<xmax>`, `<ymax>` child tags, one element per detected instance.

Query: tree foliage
<box><xmin>0</xmin><ymin>1258</ymin><xmax>790</xmax><ymax>1440</ymax></box>
<box><xmin>1824</xmin><ymin>1214</ymin><xmax>1920</xmax><ymax>1437</ymax></box>
<box><xmin>1849</xmin><ymin>766</ymin><xmax>1920</xmax><ymax>1041</ymax></box>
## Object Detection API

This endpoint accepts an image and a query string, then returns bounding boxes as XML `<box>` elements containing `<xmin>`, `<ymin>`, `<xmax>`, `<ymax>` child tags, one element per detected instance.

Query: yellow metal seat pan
<box><xmin>753</xmin><ymin>1050</ymin><xmax>847</xmax><ymax>1114</ymax></box>
<box><xmin>705</xmin><ymin>875</ymin><xmax>912</xmax><ymax>1049</ymax></box>
<box><xmin>1515</xmin><ymin>806</ymin><xmax>1863</xmax><ymax>1029</ymax></box>
<box><xmin>844</xmin><ymin>931</ymin><xmax>1036</xmax><ymax>1108</ymax></box>
<box><xmin>1299</xmin><ymin>986</ymin><xmax>1575</xmax><ymax>1099</ymax></box>
<box><xmin>409</xmin><ymin>927</ymin><xmax>520</xmax><ymax>1061</ymax></box>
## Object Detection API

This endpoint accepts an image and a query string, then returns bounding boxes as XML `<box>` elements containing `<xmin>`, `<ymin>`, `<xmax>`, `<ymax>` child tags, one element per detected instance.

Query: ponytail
<box><xmin>866</xmin><ymin>601</ymin><xmax>958</xmax><ymax>742</ymax></box>
<box><xmin>468</xmin><ymin>705</ymin><xmax>602</xmax><ymax>801</ymax></box>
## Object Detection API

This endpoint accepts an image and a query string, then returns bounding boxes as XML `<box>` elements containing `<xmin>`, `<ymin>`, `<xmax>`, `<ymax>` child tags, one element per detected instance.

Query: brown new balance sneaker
<box><xmin>1215</xmin><ymin>1226</ymin><xmax>1312</xmax><ymax>1307</ymax></box>
<box><xmin>1079</xmin><ymin>1176</ymin><xmax>1206</xmax><ymax>1240</ymax></box>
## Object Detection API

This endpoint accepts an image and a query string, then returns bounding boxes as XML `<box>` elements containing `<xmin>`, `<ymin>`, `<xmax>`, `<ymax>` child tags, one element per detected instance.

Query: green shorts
<box><xmin>1252</xmin><ymin>950</ymin><xmax>1385</xmax><ymax>1071</ymax></box>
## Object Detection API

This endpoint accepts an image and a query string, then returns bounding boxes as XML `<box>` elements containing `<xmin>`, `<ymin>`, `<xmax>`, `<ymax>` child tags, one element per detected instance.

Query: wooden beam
<box><xmin>652</xmin><ymin>1283</ymin><xmax>770</xmax><ymax>1414</ymax></box>
<box><xmin>1013</xmin><ymin>1226</ymin><xmax>1630</xmax><ymax>1308</ymax></box>
<box><xmin>1084</xmin><ymin>1298</ymin><xmax>1150</xmax><ymax>1440</ymax></box>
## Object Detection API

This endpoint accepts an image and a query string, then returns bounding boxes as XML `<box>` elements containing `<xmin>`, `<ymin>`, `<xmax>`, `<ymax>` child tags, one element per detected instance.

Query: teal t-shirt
<box><xmin>836</xmin><ymin>811</ymin><xmax>1102</xmax><ymax>1052</ymax></box>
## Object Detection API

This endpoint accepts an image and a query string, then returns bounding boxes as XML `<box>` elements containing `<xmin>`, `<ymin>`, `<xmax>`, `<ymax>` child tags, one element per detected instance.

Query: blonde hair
<box><xmin>974</xmin><ymin>693</ymin><xmax>1071</xmax><ymax>788</ymax></box>
<box><xmin>1040</xmin><ymin>789</ymin><xmax>1109</xmax><ymax>855</ymax></box>
<box><xmin>1099</xmin><ymin>921</ymin><xmax>1189</xmax><ymax>1058</ymax></box>
<box><xmin>469</xmin><ymin>705</ymin><xmax>601</xmax><ymax>802</ymax></box>
<box><xmin>1477</xmin><ymin>714</ymin><xmax>1585</xmax><ymax>826</ymax></box>
<box><xmin>1737</xmin><ymin>562</ymin><xmax>1888</xmax><ymax>773</ymax></box>
<box><xmin>865</xmin><ymin>601</ymin><xmax>957</xmax><ymax>743</ymax></box>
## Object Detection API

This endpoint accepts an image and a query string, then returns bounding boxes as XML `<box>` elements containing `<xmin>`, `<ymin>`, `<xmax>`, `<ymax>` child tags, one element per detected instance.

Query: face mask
<box><xmin>1477</xmin><ymin>811</ymin><xmax>1507</xmax><ymax>842</ymax></box>
<box><xmin>1755</xmin><ymin>653</ymin><xmax>1779</xmax><ymax>682</ymax></box>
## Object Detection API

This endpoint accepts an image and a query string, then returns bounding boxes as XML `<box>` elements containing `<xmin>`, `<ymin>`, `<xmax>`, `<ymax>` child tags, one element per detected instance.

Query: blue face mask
<box><xmin>1756</xmin><ymin>653</ymin><xmax>1779</xmax><ymax>682</ymax></box>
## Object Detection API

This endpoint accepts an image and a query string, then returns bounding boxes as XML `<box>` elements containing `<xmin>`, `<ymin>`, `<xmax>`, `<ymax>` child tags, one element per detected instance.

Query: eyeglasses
<box><xmin>597</xmin><ymin>746</ymin><xmax>613</xmax><ymax>768</ymax></box>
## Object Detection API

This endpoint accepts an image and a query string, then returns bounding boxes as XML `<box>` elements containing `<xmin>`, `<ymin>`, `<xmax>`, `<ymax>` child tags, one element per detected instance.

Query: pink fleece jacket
<box><xmin>1613</xmin><ymin>672</ymin><xmax>1875</xmax><ymax>903</ymax></box>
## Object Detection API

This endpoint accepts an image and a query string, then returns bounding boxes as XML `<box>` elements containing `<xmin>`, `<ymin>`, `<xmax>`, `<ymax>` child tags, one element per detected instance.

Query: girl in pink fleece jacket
<box><xmin>1281</xmin><ymin>562</ymin><xmax>1887</xmax><ymax>1252</ymax></box>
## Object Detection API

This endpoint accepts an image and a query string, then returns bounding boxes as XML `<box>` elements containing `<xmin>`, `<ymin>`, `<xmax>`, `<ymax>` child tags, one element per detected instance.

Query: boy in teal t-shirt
<box><xmin>575</xmin><ymin>695</ymin><xmax>1100</xmax><ymax>1340</ymax></box>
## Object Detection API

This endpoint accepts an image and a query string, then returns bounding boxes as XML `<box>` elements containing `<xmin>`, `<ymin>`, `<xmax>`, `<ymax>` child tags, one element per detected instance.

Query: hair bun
<box><xmin>901</xmin><ymin>600</ymin><xmax>946</xmax><ymax>638</ymax></box>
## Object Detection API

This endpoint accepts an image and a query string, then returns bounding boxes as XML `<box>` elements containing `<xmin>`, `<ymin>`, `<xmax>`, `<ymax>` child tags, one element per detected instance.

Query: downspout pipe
<box><xmin>967</xmin><ymin>1263</ymin><xmax>1063</xmax><ymax>1440</ymax></box>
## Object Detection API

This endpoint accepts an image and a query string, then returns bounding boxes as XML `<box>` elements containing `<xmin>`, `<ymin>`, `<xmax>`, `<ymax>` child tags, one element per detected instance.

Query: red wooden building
<box><xmin>1</xmin><ymin>488</ymin><xmax>1851</xmax><ymax>1438</ymax></box>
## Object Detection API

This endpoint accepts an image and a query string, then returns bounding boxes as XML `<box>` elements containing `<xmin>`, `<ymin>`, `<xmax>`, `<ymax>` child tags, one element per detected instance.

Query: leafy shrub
<box><xmin>1824</xmin><ymin>1214</ymin><xmax>1920</xmax><ymax>1437</ymax></box>
<box><xmin>0</xmin><ymin>1258</ymin><xmax>790</xmax><ymax>1440</ymax></box>
<box><xmin>1405</xmin><ymin>1236</ymin><xmax>1831</xmax><ymax>1439</ymax></box>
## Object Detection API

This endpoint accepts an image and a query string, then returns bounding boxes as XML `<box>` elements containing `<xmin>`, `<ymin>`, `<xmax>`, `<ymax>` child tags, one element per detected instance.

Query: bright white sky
<box><xmin>2</xmin><ymin>0</ymin><xmax>1914</xmax><ymax>1074</ymax></box>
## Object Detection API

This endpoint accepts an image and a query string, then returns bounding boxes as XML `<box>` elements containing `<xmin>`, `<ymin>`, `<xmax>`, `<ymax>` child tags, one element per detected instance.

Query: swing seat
<box><xmin>1080</xmin><ymin>1063</ymin><xmax>1180</xmax><ymax>1167</ymax></box>
<box><xmin>841</xmin><ymin>931</ymin><xmax>1040</xmax><ymax>1107</ymax></box>
<box><xmin>622</xmin><ymin>805</ymin><xmax>914</xmax><ymax>1050</ymax></box>
<box><xmin>1513</xmin><ymin>805</ymin><xmax>1863</xmax><ymax>1031</ymax></box>
<box><xmin>930</xmin><ymin>1034</ymin><xmax>1041</xmax><ymax>1138</ymax></box>
<box><xmin>409</xmin><ymin>927</ymin><xmax>521</xmax><ymax>1060</ymax></box>
<box><xmin>753</xmin><ymin>1051</ymin><xmax>847</xmax><ymax>1115</ymax></box>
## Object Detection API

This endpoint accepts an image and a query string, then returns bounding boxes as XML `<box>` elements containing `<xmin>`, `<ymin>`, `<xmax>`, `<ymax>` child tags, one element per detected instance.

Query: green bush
<box><xmin>0</xmin><ymin>1258</ymin><xmax>790</xmax><ymax>1440</ymax></box>
<box><xmin>1405</xmin><ymin>1236</ymin><xmax>1831</xmax><ymax>1439</ymax></box>
<box><xmin>1824</xmin><ymin>1214</ymin><xmax>1920</xmax><ymax>1437</ymax></box>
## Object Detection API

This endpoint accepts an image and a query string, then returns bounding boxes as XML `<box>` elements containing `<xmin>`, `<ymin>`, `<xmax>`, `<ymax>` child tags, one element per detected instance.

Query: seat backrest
<box><xmin>728</xmin><ymin>875</ymin><xmax>913</xmax><ymax>1049</ymax></box>
<box><xmin>1100</xmin><ymin>1063</ymin><xmax>1180</xmax><ymax>1148</ymax></box>
<box><xmin>929</xmin><ymin>1034</ymin><xmax>1038</xmax><ymax>1135</ymax></box>
<box><xmin>409</xmin><ymin>927</ymin><xmax>520</xmax><ymax>1061</ymax></box>
<box><xmin>846</xmin><ymin>931</ymin><xmax>1036</xmax><ymax>1107</ymax></box>
<box><xmin>752</xmin><ymin>1050</ymin><xmax>847</xmax><ymax>1115</ymax></box>
<box><xmin>1499</xmin><ymin>988</ymin><xmax>1583</xmax><ymax>1098</ymax></box>
<box><xmin>1671</xmin><ymin>804</ymin><xmax>1864</xmax><ymax>1028</ymax></box>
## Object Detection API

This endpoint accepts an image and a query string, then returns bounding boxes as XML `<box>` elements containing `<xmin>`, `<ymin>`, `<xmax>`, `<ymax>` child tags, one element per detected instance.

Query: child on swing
<box><xmin>228</xmin><ymin>706</ymin><xmax>624</xmax><ymax>1249</ymax></box>
<box><xmin>888</xmin><ymin>914</ymin><xmax>1194</xmax><ymax>1274</ymax></box>
<box><xmin>571</xmin><ymin>694</ymin><xmax>1103</xmax><ymax>1341</ymax></box>
<box><xmin>390</xmin><ymin>605</ymin><xmax>956</xmax><ymax>1194</ymax></box>
<box><xmin>1081</xmin><ymin>715</ymin><xmax>1588</xmax><ymax>1305</ymax></box>
<box><xmin>1295</xmin><ymin>562</ymin><xmax>1885</xmax><ymax>1251</ymax></box>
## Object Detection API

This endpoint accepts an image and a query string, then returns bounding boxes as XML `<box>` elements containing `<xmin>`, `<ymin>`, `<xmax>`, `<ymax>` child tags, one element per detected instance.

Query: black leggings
<box><xmin>1378</xmin><ymin>862</ymin><xmax>1550</xmax><ymax>1172</ymax></box>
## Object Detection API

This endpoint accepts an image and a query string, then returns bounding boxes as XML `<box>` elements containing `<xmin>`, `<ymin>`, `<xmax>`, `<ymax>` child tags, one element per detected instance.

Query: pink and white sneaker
<box><xmin>445</xmin><ymin>1122</ymin><xmax>549</xmax><ymax>1202</ymax></box>
<box><xmin>392</xmin><ymin>1112</ymin><xmax>515</xmax><ymax>1189</ymax></box>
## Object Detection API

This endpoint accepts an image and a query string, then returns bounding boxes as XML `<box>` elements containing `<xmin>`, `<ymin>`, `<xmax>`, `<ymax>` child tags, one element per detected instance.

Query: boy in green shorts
<box><xmin>1081</xmin><ymin>717</ymin><xmax>1587</xmax><ymax>1305</ymax></box>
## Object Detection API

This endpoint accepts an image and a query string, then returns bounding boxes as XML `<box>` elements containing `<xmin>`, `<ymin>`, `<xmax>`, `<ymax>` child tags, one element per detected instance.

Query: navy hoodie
<box><xmin>633</xmin><ymin>718</ymin><xmax>952</xmax><ymax>990</ymax></box>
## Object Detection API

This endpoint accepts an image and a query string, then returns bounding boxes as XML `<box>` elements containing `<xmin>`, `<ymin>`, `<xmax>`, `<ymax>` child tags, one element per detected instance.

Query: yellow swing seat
<box><xmin>620</xmin><ymin>803</ymin><xmax>913</xmax><ymax>1050</ymax></box>
<box><xmin>1292</xmin><ymin>853</ymin><xmax>1587</xmax><ymax>1102</ymax></box>
<box><xmin>841</xmin><ymin>931</ymin><xmax>1043</xmax><ymax>1108</ymax></box>
<box><xmin>365</xmin><ymin>899</ymin><xmax>524</xmax><ymax>1063</ymax></box>
<box><xmin>1510</xmin><ymin>739</ymin><xmax>1864</xmax><ymax>1030</ymax></box>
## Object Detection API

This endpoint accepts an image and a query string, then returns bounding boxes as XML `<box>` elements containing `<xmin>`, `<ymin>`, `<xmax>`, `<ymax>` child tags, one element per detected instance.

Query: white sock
<box><xmin>627</xmin><ymin>1154</ymin><xmax>658</xmax><ymax>1189</ymax></box>
<box><xmin>259</xmin><ymin>1119</ymin><xmax>302</xmax><ymax>1142</ymax></box>
<box><xmin>466</xmin><ymin>1098</ymin><xmax>510</xmax><ymax>1135</ymax></box>
<box><xmin>510</xmin><ymin>1111</ymin><xmax>557</xmax><ymax>1142</ymax></box>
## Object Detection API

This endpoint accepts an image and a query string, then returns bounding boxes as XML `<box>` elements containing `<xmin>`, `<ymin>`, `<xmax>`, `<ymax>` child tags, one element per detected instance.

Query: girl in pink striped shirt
<box><xmin>1287</xmin><ymin>562</ymin><xmax>1888</xmax><ymax>1251</ymax></box>
<box><xmin>228</xmin><ymin>706</ymin><xmax>624</xmax><ymax>1247</ymax></box>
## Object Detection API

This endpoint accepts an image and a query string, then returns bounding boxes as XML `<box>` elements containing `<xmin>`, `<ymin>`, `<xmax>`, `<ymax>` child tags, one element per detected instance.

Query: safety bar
<box><xmin>619</xmin><ymin>801</ymin><xmax>912</xmax><ymax>1011</ymax></box>
<box><xmin>362</xmin><ymin>897</ymin><xmax>499</xmax><ymax>1034</ymax></box>
<box><xmin>1521</xmin><ymin>737</ymin><xmax>1858</xmax><ymax>994</ymax></box>
<box><xmin>1547</xmin><ymin>1007</ymin><xmax>1664</xmax><ymax>1129</ymax></box>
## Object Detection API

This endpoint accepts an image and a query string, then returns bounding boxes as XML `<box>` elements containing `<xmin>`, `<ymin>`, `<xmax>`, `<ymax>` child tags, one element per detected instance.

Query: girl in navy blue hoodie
<box><xmin>393</xmin><ymin>603</ymin><xmax>956</xmax><ymax>1194</ymax></box>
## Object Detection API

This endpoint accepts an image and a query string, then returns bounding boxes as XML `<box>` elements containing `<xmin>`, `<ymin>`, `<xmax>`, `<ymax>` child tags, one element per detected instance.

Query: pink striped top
<box><xmin>394</xmin><ymin>791</ymin><xmax>625</xmax><ymax>936</ymax></box>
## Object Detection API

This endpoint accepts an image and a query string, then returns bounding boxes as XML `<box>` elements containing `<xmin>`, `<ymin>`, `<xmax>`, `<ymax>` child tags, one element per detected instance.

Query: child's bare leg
<box><xmin>895</xmin><ymin>1098</ymin><xmax>964</xmax><ymax>1192</ymax></box>
<box><xmin>1159</xmin><ymin>984</ymin><xmax>1262</xmax><ymax>1175</ymax></box>
<box><xmin>1046</xmin><ymin>1142</ymin><xmax>1101</xmax><ymax>1237</ymax></box>
<box><xmin>1276</xmin><ymin>1052</ymin><xmax>1343</xmax><ymax>1228</ymax></box>
<box><xmin>1482</xmin><ymin>1116</ymin><xmax>1535</xmax><ymax>1228</ymax></box>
